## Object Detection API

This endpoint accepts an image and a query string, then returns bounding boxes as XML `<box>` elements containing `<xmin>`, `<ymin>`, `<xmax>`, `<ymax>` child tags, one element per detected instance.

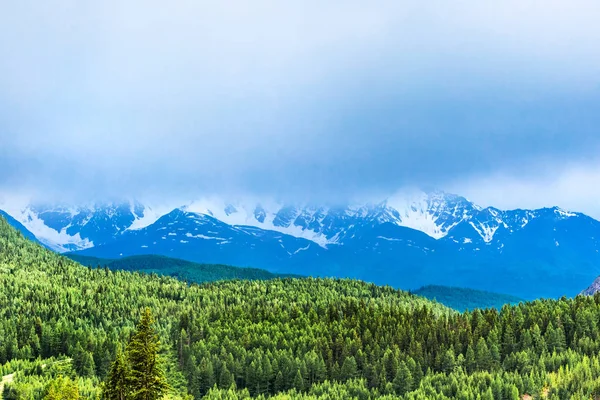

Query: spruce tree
<box><xmin>81</xmin><ymin>351</ymin><xmax>97</xmax><ymax>378</ymax></box>
<box><xmin>274</xmin><ymin>371</ymin><xmax>285</xmax><ymax>393</ymax></box>
<box><xmin>393</xmin><ymin>361</ymin><xmax>413</xmax><ymax>396</ymax></box>
<box><xmin>340</xmin><ymin>356</ymin><xmax>358</xmax><ymax>381</ymax></box>
<box><xmin>197</xmin><ymin>357</ymin><xmax>216</xmax><ymax>396</ymax></box>
<box><xmin>126</xmin><ymin>308</ymin><xmax>169</xmax><ymax>400</ymax></box>
<box><xmin>441</xmin><ymin>348</ymin><xmax>456</xmax><ymax>374</ymax></box>
<box><xmin>293</xmin><ymin>369</ymin><xmax>305</xmax><ymax>392</ymax></box>
<box><xmin>476</xmin><ymin>337</ymin><xmax>492</xmax><ymax>371</ymax></box>
<box><xmin>218</xmin><ymin>364</ymin><xmax>234</xmax><ymax>389</ymax></box>
<box><xmin>103</xmin><ymin>349</ymin><xmax>132</xmax><ymax>400</ymax></box>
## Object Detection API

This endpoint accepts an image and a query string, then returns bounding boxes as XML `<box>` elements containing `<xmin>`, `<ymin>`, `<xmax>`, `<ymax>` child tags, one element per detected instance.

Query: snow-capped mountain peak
<box><xmin>385</xmin><ymin>190</ymin><xmax>476</xmax><ymax>239</ymax></box>
<box><xmin>2</xmin><ymin>190</ymin><xmax>596</xmax><ymax>300</ymax></box>
<box><xmin>0</xmin><ymin>190</ymin><xmax>586</xmax><ymax>253</ymax></box>
<box><xmin>0</xmin><ymin>204</ymin><xmax>94</xmax><ymax>252</ymax></box>
<box><xmin>184</xmin><ymin>198</ymin><xmax>333</xmax><ymax>247</ymax></box>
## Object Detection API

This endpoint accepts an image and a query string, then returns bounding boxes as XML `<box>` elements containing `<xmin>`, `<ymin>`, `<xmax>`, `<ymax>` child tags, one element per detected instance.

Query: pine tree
<box><xmin>383</xmin><ymin>349</ymin><xmax>398</xmax><ymax>382</ymax></box>
<box><xmin>502</xmin><ymin>324</ymin><xmax>516</xmax><ymax>356</ymax></box>
<box><xmin>481</xmin><ymin>387</ymin><xmax>494</xmax><ymax>400</ymax></box>
<box><xmin>508</xmin><ymin>384</ymin><xmax>520</xmax><ymax>400</ymax></box>
<box><xmin>465</xmin><ymin>345</ymin><xmax>476</xmax><ymax>374</ymax></box>
<box><xmin>218</xmin><ymin>364</ymin><xmax>234</xmax><ymax>389</ymax></box>
<box><xmin>393</xmin><ymin>361</ymin><xmax>413</xmax><ymax>396</ymax></box>
<box><xmin>126</xmin><ymin>308</ymin><xmax>169</xmax><ymax>400</ymax></box>
<box><xmin>198</xmin><ymin>357</ymin><xmax>216</xmax><ymax>396</ymax></box>
<box><xmin>103</xmin><ymin>349</ymin><xmax>132</xmax><ymax>400</ymax></box>
<box><xmin>274</xmin><ymin>371</ymin><xmax>285</xmax><ymax>393</ymax></box>
<box><xmin>73</xmin><ymin>342</ymin><xmax>87</xmax><ymax>375</ymax></box>
<box><xmin>293</xmin><ymin>369</ymin><xmax>305</xmax><ymax>392</ymax></box>
<box><xmin>97</xmin><ymin>347</ymin><xmax>114</xmax><ymax>378</ymax></box>
<box><xmin>81</xmin><ymin>351</ymin><xmax>96</xmax><ymax>378</ymax></box>
<box><xmin>476</xmin><ymin>337</ymin><xmax>492</xmax><ymax>371</ymax></box>
<box><xmin>441</xmin><ymin>348</ymin><xmax>456</xmax><ymax>374</ymax></box>
<box><xmin>340</xmin><ymin>356</ymin><xmax>358</xmax><ymax>381</ymax></box>
<box><xmin>411</xmin><ymin>360</ymin><xmax>423</xmax><ymax>388</ymax></box>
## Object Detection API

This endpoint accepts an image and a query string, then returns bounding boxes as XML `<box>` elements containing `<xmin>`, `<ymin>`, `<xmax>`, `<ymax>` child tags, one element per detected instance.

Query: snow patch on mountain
<box><xmin>388</xmin><ymin>203</ymin><xmax>447</xmax><ymax>238</ymax></box>
<box><xmin>469</xmin><ymin>221</ymin><xmax>499</xmax><ymax>243</ymax></box>
<box><xmin>184</xmin><ymin>198</ymin><xmax>332</xmax><ymax>247</ymax></box>
<box><xmin>0</xmin><ymin>190</ymin><xmax>587</xmax><ymax>253</ymax></box>
<box><xmin>0</xmin><ymin>204</ymin><xmax>93</xmax><ymax>252</ymax></box>
<box><xmin>386</xmin><ymin>190</ymin><xmax>471</xmax><ymax>239</ymax></box>
<box><xmin>127</xmin><ymin>203</ymin><xmax>174</xmax><ymax>231</ymax></box>
<box><xmin>377</xmin><ymin>236</ymin><xmax>402</xmax><ymax>242</ymax></box>
<box><xmin>293</xmin><ymin>244</ymin><xmax>311</xmax><ymax>254</ymax></box>
<box><xmin>554</xmin><ymin>207</ymin><xmax>577</xmax><ymax>218</ymax></box>
<box><xmin>185</xmin><ymin>232</ymin><xmax>226</xmax><ymax>240</ymax></box>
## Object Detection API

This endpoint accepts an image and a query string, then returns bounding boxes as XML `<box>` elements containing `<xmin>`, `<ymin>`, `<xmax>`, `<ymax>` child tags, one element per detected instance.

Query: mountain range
<box><xmin>2</xmin><ymin>190</ymin><xmax>599</xmax><ymax>299</ymax></box>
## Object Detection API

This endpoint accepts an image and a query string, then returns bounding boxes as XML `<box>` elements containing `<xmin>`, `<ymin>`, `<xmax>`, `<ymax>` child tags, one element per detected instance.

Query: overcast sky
<box><xmin>1</xmin><ymin>0</ymin><xmax>600</xmax><ymax>215</ymax></box>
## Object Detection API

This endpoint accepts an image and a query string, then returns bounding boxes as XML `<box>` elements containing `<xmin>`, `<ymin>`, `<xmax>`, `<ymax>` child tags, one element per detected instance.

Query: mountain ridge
<box><xmin>3</xmin><ymin>190</ymin><xmax>599</xmax><ymax>299</ymax></box>
<box><xmin>2</xmin><ymin>190</ymin><xmax>587</xmax><ymax>251</ymax></box>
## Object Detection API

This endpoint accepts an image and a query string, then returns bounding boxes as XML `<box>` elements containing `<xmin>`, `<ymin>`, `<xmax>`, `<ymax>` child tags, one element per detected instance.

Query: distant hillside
<box><xmin>413</xmin><ymin>285</ymin><xmax>524</xmax><ymax>311</ymax></box>
<box><xmin>65</xmin><ymin>253</ymin><xmax>300</xmax><ymax>283</ymax></box>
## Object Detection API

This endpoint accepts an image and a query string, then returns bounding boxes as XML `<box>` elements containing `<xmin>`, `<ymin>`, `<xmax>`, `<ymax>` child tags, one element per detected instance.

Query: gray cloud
<box><xmin>1</xmin><ymin>0</ymin><xmax>600</xmax><ymax>205</ymax></box>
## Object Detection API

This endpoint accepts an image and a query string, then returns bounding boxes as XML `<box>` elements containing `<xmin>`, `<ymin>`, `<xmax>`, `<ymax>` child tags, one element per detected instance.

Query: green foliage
<box><xmin>393</xmin><ymin>362</ymin><xmax>412</xmax><ymax>395</ymax></box>
<box><xmin>43</xmin><ymin>375</ymin><xmax>80</xmax><ymax>400</ymax></box>
<box><xmin>413</xmin><ymin>285</ymin><xmax>524</xmax><ymax>311</ymax></box>
<box><xmin>1</xmin><ymin>358</ymin><xmax>98</xmax><ymax>399</ymax></box>
<box><xmin>65</xmin><ymin>254</ymin><xmax>299</xmax><ymax>284</ymax></box>
<box><xmin>102</xmin><ymin>309</ymin><xmax>169</xmax><ymax>400</ymax></box>
<box><xmin>103</xmin><ymin>349</ymin><xmax>131</xmax><ymax>400</ymax></box>
<box><xmin>126</xmin><ymin>308</ymin><xmax>170</xmax><ymax>400</ymax></box>
<box><xmin>5</xmin><ymin>216</ymin><xmax>600</xmax><ymax>398</ymax></box>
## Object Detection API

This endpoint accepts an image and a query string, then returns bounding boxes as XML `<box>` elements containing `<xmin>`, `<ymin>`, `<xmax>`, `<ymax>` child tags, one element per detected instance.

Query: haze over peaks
<box><xmin>0</xmin><ymin>190</ymin><xmax>523</xmax><ymax>249</ymax></box>
<box><xmin>1</xmin><ymin>0</ymin><xmax>600</xmax><ymax>217</ymax></box>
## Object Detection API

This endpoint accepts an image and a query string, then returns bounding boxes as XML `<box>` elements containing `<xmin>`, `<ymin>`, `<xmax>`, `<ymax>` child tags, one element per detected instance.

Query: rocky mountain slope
<box><xmin>2</xmin><ymin>190</ymin><xmax>599</xmax><ymax>299</ymax></box>
<box><xmin>581</xmin><ymin>276</ymin><xmax>600</xmax><ymax>296</ymax></box>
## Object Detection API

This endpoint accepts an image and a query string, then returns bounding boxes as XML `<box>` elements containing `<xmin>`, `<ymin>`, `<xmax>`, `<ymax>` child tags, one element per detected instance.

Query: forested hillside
<box><xmin>65</xmin><ymin>253</ymin><xmax>298</xmax><ymax>283</ymax></box>
<box><xmin>413</xmin><ymin>285</ymin><xmax>524</xmax><ymax>312</ymax></box>
<box><xmin>3</xmin><ymin>215</ymin><xmax>600</xmax><ymax>399</ymax></box>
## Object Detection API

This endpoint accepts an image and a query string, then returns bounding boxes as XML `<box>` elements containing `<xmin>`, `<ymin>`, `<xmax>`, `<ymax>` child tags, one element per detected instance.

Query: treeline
<box><xmin>3</xmin><ymin>216</ymin><xmax>600</xmax><ymax>398</ymax></box>
<box><xmin>65</xmin><ymin>254</ymin><xmax>298</xmax><ymax>283</ymax></box>
<box><xmin>412</xmin><ymin>285</ymin><xmax>523</xmax><ymax>311</ymax></box>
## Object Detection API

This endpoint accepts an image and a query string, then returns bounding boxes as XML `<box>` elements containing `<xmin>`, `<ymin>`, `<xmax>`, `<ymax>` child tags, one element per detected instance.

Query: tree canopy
<box><xmin>2</xmin><ymin>216</ymin><xmax>600</xmax><ymax>399</ymax></box>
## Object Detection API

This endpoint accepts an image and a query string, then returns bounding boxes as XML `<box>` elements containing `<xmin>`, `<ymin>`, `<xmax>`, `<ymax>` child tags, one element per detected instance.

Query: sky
<box><xmin>1</xmin><ymin>0</ymin><xmax>600</xmax><ymax>216</ymax></box>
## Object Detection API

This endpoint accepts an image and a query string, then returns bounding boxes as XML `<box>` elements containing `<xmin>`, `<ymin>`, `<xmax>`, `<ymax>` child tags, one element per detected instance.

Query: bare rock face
<box><xmin>581</xmin><ymin>276</ymin><xmax>600</xmax><ymax>296</ymax></box>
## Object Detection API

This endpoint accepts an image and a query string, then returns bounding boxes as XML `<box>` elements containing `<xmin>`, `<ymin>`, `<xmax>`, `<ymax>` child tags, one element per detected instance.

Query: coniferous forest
<box><xmin>3</xmin><ymin>216</ymin><xmax>600</xmax><ymax>399</ymax></box>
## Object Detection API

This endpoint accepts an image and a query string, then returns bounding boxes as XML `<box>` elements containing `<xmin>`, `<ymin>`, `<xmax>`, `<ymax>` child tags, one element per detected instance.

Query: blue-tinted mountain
<box><xmin>30</xmin><ymin>201</ymin><xmax>145</xmax><ymax>245</ymax></box>
<box><xmin>4</xmin><ymin>191</ymin><xmax>600</xmax><ymax>299</ymax></box>
<box><xmin>69</xmin><ymin>209</ymin><xmax>326</xmax><ymax>272</ymax></box>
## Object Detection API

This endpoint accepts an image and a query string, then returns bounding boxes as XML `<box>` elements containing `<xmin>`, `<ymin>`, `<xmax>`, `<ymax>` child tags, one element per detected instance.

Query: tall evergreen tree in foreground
<box><xmin>127</xmin><ymin>308</ymin><xmax>169</xmax><ymax>400</ymax></box>
<box><xmin>103</xmin><ymin>308</ymin><xmax>169</xmax><ymax>400</ymax></box>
